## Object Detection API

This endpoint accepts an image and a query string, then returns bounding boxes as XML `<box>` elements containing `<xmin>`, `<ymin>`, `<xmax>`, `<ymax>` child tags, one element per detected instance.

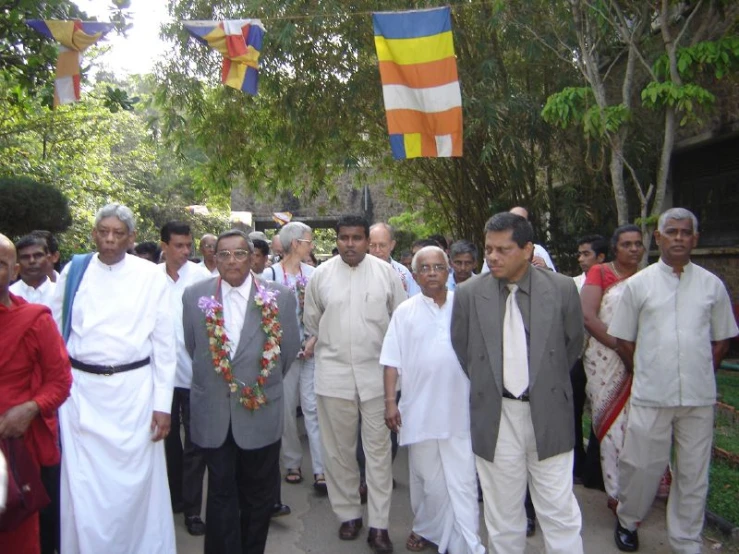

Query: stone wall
<box><xmin>692</xmin><ymin>249</ymin><xmax>739</xmax><ymax>304</ymax></box>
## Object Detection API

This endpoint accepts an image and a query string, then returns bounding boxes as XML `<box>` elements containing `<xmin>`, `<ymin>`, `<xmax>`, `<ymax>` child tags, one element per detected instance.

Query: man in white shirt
<box><xmin>447</xmin><ymin>240</ymin><xmax>478</xmax><ymax>291</ymax></box>
<box><xmin>573</xmin><ymin>235</ymin><xmax>607</xmax><ymax>292</ymax></box>
<box><xmin>9</xmin><ymin>234</ymin><xmax>56</xmax><ymax>310</ymax></box>
<box><xmin>382</xmin><ymin>246</ymin><xmax>485</xmax><ymax>554</ymax></box>
<box><xmin>369</xmin><ymin>222</ymin><xmax>419</xmax><ymax>297</ymax></box>
<box><xmin>198</xmin><ymin>233</ymin><xmax>219</xmax><ymax>275</ymax></box>
<box><xmin>609</xmin><ymin>208</ymin><xmax>738</xmax><ymax>553</ymax></box>
<box><xmin>160</xmin><ymin>221</ymin><xmax>212</xmax><ymax>536</ymax></box>
<box><xmin>304</xmin><ymin>215</ymin><xmax>406</xmax><ymax>553</ymax></box>
<box><xmin>52</xmin><ymin>203</ymin><xmax>177</xmax><ymax>554</ymax></box>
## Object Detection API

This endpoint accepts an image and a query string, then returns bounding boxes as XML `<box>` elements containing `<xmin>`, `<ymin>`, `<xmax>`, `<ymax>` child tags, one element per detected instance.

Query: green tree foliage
<box><xmin>0</xmin><ymin>175</ymin><xmax>71</xmax><ymax>237</ymax></box>
<box><xmin>157</xmin><ymin>0</ymin><xmax>591</xmax><ymax>251</ymax></box>
<box><xmin>540</xmin><ymin>0</ymin><xmax>737</xmax><ymax>253</ymax></box>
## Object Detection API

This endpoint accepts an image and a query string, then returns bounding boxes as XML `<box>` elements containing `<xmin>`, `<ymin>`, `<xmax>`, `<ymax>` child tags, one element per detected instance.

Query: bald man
<box><xmin>198</xmin><ymin>234</ymin><xmax>218</xmax><ymax>275</ymax></box>
<box><xmin>0</xmin><ymin>234</ymin><xmax>72</xmax><ymax>553</ymax></box>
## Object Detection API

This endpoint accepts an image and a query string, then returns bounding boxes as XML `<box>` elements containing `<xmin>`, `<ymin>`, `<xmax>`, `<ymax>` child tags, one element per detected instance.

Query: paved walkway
<box><xmin>175</xmin><ymin>431</ymin><xmax>723</xmax><ymax>554</ymax></box>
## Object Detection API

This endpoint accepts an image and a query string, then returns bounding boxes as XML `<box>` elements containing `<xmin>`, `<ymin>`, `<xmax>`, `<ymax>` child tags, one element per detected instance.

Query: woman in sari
<box><xmin>581</xmin><ymin>224</ymin><xmax>644</xmax><ymax>512</ymax></box>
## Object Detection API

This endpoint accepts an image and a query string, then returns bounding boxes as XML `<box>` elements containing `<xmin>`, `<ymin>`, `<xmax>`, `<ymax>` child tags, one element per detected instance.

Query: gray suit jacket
<box><xmin>451</xmin><ymin>266</ymin><xmax>583</xmax><ymax>462</ymax></box>
<box><xmin>182</xmin><ymin>276</ymin><xmax>301</xmax><ymax>450</ymax></box>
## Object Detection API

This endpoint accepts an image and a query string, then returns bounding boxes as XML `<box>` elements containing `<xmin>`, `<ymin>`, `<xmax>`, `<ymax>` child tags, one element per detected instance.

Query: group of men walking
<box><xmin>0</xmin><ymin>202</ymin><xmax>736</xmax><ymax>554</ymax></box>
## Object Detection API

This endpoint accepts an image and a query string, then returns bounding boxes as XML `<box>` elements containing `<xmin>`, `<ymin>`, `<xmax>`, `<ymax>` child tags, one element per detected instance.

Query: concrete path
<box><xmin>175</xmin><ymin>431</ymin><xmax>726</xmax><ymax>554</ymax></box>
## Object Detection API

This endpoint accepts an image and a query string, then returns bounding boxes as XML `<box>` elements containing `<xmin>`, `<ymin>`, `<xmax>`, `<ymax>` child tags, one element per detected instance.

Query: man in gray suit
<box><xmin>183</xmin><ymin>230</ymin><xmax>301</xmax><ymax>554</ymax></box>
<box><xmin>451</xmin><ymin>212</ymin><xmax>584</xmax><ymax>554</ymax></box>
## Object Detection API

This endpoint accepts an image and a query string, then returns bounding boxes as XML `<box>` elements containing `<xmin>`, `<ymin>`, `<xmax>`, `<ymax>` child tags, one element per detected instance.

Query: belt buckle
<box><xmin>102</xmin><ymin>365</ymin><xmax>116</xmax><ymax>376</ymax></box>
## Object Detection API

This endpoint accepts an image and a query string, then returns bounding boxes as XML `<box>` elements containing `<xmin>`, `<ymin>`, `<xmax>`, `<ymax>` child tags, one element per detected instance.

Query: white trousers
<box><xmin>617</xmin><ymin>404</ymin><xmax>713</xmax><ymax>554</ymax></box>
<box><xmin>281</xmin><ymin>356</ymin><xmax>324</xmax><ymax>474</ymax></box>
<box><xmin>477</xmin><ymin>399</ymin><xmax>583</xmax><ymax>554</ymax></box>
<box><xmin>409</xmin><ymin>436</ymin><xmax>485</xmax><ymax>554</ymax></box>
<box><xmin>316</xmin><ymin>394</ymin><xmax>392</xmax><ymax>528</ymax></box>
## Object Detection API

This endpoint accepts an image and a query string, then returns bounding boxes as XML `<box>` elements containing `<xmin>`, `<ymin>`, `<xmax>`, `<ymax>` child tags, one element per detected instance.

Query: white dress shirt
<box><xmin>221</xmin><ymin>274</ymin><xmax>253</xmax><ymax>355</ymax></box>
<box><xmin>160</xmin><ymin>261</ymin><xmax>212</xmax><ymax>388</ymax></box>
<box><xmin>609</xmin><ymin>259</ymin><xmax>738</xmax><ymax>407</ymax></box>
<box><xmin>9</xmin><ymin>277</ymin><xmax>56</xmax><ymax>309</ymax></box>
<box><xmin>380</xmin><ymin>292</ymin><xmax>471</xmax><ymax>446</ymax></box>
<box><xmin>198</xmin><ymin>260</ymin><xmax>219</xmax><ymax>276</ymax></box>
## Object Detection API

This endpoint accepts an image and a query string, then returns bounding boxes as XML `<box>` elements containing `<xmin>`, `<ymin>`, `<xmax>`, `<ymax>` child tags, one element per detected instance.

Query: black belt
<box><xmin>502</xmin><ymin>389</ymin><xmax>530</xmax><ymax>402</ymax></box>
<box><xmin>70</xmin><ymin>357</ymin><xmax>150</xmax><ymax>376</ymax></box>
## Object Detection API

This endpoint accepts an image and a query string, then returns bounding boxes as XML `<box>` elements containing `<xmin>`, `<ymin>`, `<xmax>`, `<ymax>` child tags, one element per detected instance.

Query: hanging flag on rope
<box><xmin>183</xmin><ymin>20</ymin><xmax>266</xmax><ymax>95</ymax></box>
<box><xmin>372</xmin><ymin>7</ymin><xmax>463</xmax><ymax>159</ymax></box>
<box><xmin>272</xmin><ymin>212</ymin><xmax>292</xmax><ymax>226</ymax></box>
<box><xmin>26</xmin><ymin>20</ymin><xmax>113</xmax><ymax>107</ymax></box>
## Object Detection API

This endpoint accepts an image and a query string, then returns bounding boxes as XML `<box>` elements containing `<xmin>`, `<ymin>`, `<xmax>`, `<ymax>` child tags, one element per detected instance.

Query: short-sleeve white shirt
<box><xmin>379</xmin><ymin>292</ymin><xmax>471</xmax><ymax>445</ymax></box>
<box><xmin>9</xmin><ymin>277</ymin><xmax>56</xmax><ymax>310</ymax></box>
<box><xmin>609</xmin><ymin>259</ymin><xmax>738</xmax><ymax>407</ymax></box>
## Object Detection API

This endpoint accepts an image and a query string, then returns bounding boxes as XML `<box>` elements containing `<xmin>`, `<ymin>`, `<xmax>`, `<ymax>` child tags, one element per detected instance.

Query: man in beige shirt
<box><xmin>304</xmin><ymin>215</ymin><xmax>406</xmax><ymax>553</ymax></box>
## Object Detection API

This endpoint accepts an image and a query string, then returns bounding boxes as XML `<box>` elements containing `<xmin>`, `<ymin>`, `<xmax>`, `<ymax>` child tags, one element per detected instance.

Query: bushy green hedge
<box><xmin>0</xmin><ymin>176</ymin><xmax>72</xmax><ymax>239</ymax></box>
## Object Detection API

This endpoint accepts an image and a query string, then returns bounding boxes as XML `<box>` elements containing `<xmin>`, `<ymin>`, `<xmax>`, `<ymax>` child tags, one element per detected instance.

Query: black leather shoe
<box><xmin>367</xmin><ymin>527</ymin><xmax>394</xmax><ymax>553</ymax></box>
<box><xmin>270</xmin><ymin>503</ymin><xmax>291</xmax><ymax>518</ymax></box>
<box><xmin>614</xmin><ymin>521</ymin><xmax>639</xmax><ymax>552</ymax></box>
<box><xmin>526</xmin><ymin>517</ymin><xmax>536</xmax><ymax>537</ymax></box>
<box><xmin>338</xmin><ymin>518</ymin><xmax>363</xmax><ymax>540</ymax></box>
<box><xmin>184</xmin><ymin>515</ymin><xmax>206</xmax><ymax>536</ymax></box>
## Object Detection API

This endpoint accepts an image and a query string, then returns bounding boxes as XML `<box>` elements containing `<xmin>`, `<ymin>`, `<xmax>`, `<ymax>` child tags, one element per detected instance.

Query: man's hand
<box><xmin>532</xmin><ymin>256</ymin><xmax>550</xmax><ymax>269</ymax></box>
<box><xmin>0</xmin><ymin>401</ymin><xmax>40</xmax><ymax>439</ymax></box>
<box><xmin>384</xmin><ymin>400</ymin><xmax>401</xmax><ymax>434</ymax></box>
<box><xmin>302</xmin><ymin>336</ymin><xmax>317</xmax><ymax>359</ymax></box>
<box><xmin>150</xmin><ymin>411</ymin><xmax>171</xmax><ymax>442</ymax></box>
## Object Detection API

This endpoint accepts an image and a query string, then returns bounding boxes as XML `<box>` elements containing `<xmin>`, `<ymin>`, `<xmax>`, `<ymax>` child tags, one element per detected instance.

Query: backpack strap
<box><xmin>62</xmin><ymin>253</ymin><xmax>94</xmax><ymax>343</ymax></box>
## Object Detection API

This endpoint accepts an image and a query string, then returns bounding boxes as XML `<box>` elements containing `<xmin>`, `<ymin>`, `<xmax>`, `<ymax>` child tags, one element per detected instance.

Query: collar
<box><xmin>93</xmin><ymin>253</ymin><xmax>127</xmax><ymax>272</ymax></box>
<box><xmin>16</xmin><ymin>275</ymin><xmax>51</xmax><ymax>292</ymax></box>
<box><xmin>498</xmin><ymin>264</ymin><xmax>532</xmax><ymax>294</ymax></box>
<box><xmin>657</xmin><ymin>258</ymin><xmax>693</xmax><ymax>276</ymax></box>
<box><xmin>420</xmin><ymin>291</ymin><xmax>448</xmax><ymax>309</ymax></box>
<box><xmin>221</xmin><ymin>273</ymin><xmax>253</xmax><ymax>299</ymax></box>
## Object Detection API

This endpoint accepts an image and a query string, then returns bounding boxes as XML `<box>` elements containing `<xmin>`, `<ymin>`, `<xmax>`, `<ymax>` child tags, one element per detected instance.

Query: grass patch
<box><xmin>707</xmin><ymin>458</ymin><xmax>739</xmax><ymax>528</ymax></box>
<box><xmin>717</xmin><ymin>369</ymin><xmax>739</xmax><ymax>410</ymax></box>
<box><xmin>714</xmin><ymin>410</ymin><xmax>739</xmax><ymax>455</ymax></box>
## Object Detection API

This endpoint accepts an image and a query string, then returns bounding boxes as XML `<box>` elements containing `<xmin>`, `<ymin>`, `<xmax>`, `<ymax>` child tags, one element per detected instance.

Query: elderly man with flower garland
<box><xmin>182</xmin><ymin>229</ymin><xmax>301</xmax><ymax>554</ymax></box>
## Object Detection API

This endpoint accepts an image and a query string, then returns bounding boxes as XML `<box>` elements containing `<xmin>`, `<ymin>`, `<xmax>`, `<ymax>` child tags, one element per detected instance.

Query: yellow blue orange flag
<box><xmin>26</xmin><ymin>20</ymin><xmax>113</xmax><ymax>107</ymax></box>
<box><xmin>183</xmin><ymin>20</ymin><xmax>266</xmax><ymax>96</ymax></box>
<box><xmin>372</xmin><ymin>7</ymin><xmax>463</xmax><ymax>159</ymax></box>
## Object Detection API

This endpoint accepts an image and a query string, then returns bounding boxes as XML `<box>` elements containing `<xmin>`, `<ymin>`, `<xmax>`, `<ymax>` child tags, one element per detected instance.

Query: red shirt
<box><xmin>0</xmin><ymin>294</ymin><xmax>72</xmax><ymax>466</ymax></box>
<box><xmin>584</xmin><ymin>263</ymin><xmax>621</xmax><ymax>291</ymax></box>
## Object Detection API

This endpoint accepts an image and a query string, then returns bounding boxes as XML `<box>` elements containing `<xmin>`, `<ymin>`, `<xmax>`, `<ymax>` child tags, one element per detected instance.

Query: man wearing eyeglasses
<box><xmin>369</xmin><ymin>222</ymin><xmax>420</xmax><ymax>297</ymax></box>
<box><xmin>198</xmin><ymin>234</ymin><xmax>219</xmax><ymax>275</ymax></box>
<box><xmin>381</xmin><ymin>246</ymin><xmax>485</xmax><ymax>554</ymax></box>
<box><xmin>182</xmin><ymin>229</ymin><xmax>301</xmax><ymax>554</ymax></box>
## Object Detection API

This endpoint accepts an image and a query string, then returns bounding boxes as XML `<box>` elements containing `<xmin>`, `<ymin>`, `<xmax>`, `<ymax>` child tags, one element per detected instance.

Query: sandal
<box><xmin>285</xmin><ymin>468</ymin><xmax>303</xmax><ymax>484</ymax></box>
<box><xmin>405</xmin><ymin>532</ymin><xmax>432</xmax><ymax>552</ymax></box>
<box><xmin>313</xmin><ymin>473</ymin><xmax>328</xmax><ymax>495</ymax></box>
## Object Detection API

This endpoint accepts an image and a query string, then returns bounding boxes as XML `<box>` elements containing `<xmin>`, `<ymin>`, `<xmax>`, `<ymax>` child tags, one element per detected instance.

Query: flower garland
<box><xmin>281</xmin><ymin>264</ymin><xmax>308</xmax><ymax>323</ymax></box>
<box><xmin>198</xmin><ymin>277</ymin><xmax>282</xmax><ymax>411</ymax></box>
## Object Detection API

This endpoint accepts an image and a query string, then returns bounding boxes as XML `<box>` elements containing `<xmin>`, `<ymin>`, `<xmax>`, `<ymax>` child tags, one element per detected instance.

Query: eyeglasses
<box><xmin>417</xmin><ymin>264</ymin><xmax>448</xmax><ymax>274</ymax></box>
<box><xmin>216</xmin><ymin>249</ymin><xmax>250</xmax><ymax>261</ymax></box>
<box><xmin>201</xmin><ymin>243</ymin><xmax>216</xmax><ymax>250</ymax></box>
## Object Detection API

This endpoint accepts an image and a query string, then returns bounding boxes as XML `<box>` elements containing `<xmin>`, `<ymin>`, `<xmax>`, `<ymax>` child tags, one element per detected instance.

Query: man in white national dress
<box><xmin>381</xmin><ymin>246</ymin><xmax>485</xmax><ymax>554</ymax></box>
<box><xmin>52</xmin><ymin>203</ymin><xmax>177</xmax><ymax>554</ymax></box>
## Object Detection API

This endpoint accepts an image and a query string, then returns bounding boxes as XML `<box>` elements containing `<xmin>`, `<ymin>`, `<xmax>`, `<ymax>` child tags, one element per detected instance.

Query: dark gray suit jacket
<box><xmin>182</xmin><ymin>276</ymin><xmax>301</xmax><ymax>451</ymax></box>
<box><xmin>451</xmin><ymin>266</ymin><xmax>583</xmax><ymax>462</ymax></box>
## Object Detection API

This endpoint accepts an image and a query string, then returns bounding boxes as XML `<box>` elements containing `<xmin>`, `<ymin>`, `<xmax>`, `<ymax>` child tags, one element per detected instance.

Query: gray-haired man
<box><xmin>609</xmin><ymin>208</ymin><xmax>738</xmax><ymax>553</ymax></box>
<box><xmin>52</xmin><ymin>203</ymin><xmax>178</xmax><ymax>553</ymax></box>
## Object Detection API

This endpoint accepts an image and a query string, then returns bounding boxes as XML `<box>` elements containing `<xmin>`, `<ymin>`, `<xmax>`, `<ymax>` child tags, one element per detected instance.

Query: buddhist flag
<box><xmin>372</xmin><ymin>7</ymin><xmax>463</xmax><ymax>159</ymax></box>
<box><xmin>26</xmin><ymin>20</ymin><xmax>113</xmax><ymax>106</ymax></box>
<box><xmin>183</xmin><ymin>20</ymin><xmax>265</xmax><ymax>95</ymax></box>
<box><xmin>272</xmin><ymin>212</ymin><xmax>292</xmax><ymax>226</ymax></box>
